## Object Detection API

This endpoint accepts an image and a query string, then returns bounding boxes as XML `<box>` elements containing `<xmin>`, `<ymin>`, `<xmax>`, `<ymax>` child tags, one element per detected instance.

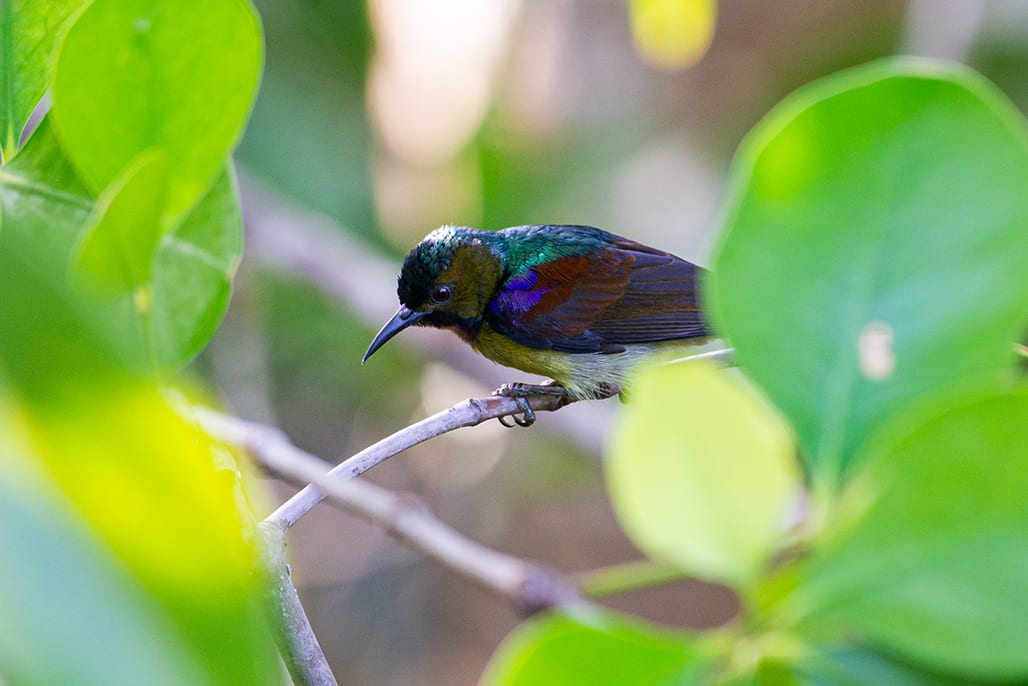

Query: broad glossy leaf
<box><xmin>52</xmin><ymin>0</ymin><xmax>262</xmax><ymax>220</ymax></box>
<box><xmin>480</xmin><ymin>610</ymin><xmax>710</xmax><ymax>686</ymax></box>
<box><xmin>710</xmin><ymin>60</ymin><xmax>1028</xmax><ymax>481</ymax></box>
<box><xmin>791</xmin><ymin>389</ymin><xmax>1028</xmax><ymax>678</ymax></box>
<box><xmin>0</xmin><ymin>0</ymin><xmax>86</xmax><ymax>160</ymax></box>
<box><xmin>0</xmin><ymin>120</ymin><xmax>244</xmax><ymax>371</ymax></box>
<box><xmin>0</xmin><ymin>463</ymin><xmax>210</xmax><ymax>686</ymax></box>
<box><xmin>149</xmin><ymin>167</ymin><xmax>243</xmax><ymax>368</ymax></box>
<box><xmin>607</xmin><ymin>360</ymin><xmax>799</xmax><ymax>586</ymax></box>
<box><xmin>0</xmin><ymin>122</ymin><xmax>134</xmax><ymax>391</ymax></box>
<box><xmin>0</xmin><ymin>117</ymin><xmax>91</xmax><ymax>268</ymax></box>
<box><xmin>74</xmin><ymin>149</ymin><xmax>170</xmax><ymax>295</ymax></box>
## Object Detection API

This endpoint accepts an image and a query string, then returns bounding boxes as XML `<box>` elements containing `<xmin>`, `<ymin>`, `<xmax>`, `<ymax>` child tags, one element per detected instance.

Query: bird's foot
<box><xmin>492</xmin><ymin>381</ymin><xmax>571</xmax><ymax>428</ymax></box>
<box><xmin>493</xmin><ymin>381</ymin><xmax>571</xmax><ymax>398</ymax></box>
<box><xmin>497</xmin><ymin>397</ymin><xmax>536</xmax><ymax>427</ymax></box>
<box><xmin>591</xmin><ymin>383</ymin><xmax>621</xmax><ymax>401</ymax></box>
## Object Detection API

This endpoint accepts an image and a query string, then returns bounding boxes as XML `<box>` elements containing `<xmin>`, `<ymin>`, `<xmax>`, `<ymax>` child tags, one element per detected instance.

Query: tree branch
<box><xmin>265</xmin><ymin>393</ymin><xmax>570</xmax><ymax>530</ymax></box>
<box><xmin>258</xmin><ymin>522</ymin><xmax>338</xmax><ymax>686</ymax></box>
<box><xmin>195</xmin><ymin>405</ymin><xmax>584</xmax><ymax>613</ymax></box>
<box><xmin>188</xmin><ymin>344</ymin><xmax>735</xmax><ymax>683</ymax></box>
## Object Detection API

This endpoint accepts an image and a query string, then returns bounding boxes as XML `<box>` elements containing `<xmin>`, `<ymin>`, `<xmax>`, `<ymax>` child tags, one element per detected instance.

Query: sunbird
<box><xmin>363</xmin><ymin>225</ymin><xmax>709</xmax><ymax>424</ymax></box>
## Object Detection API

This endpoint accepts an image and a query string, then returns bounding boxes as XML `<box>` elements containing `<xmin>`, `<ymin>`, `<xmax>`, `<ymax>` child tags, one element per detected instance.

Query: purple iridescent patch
<box><xmin>490</xmin><ymin>270</ymin><xmax>546</xmax><ymax>315</ymax></box>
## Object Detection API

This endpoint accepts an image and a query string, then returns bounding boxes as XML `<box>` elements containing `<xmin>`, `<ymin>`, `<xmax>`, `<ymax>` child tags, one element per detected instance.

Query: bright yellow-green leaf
<box><xmin>607</xmin><ymin>360</ymin><xmax>799</xmax><ymax>586</ymax></box>
<box><xmin>74</xmin><ymin>149</ymin><xmax>170</xmax><ymax>296</ymax></box>
<box><xmin>480</xmin><ymin>610</ymin><xmax>710</xmax><ymax>686</ymax></box>
<box><xmin>0</xmin><ymin>447</ymin><xmax>211</xmax><ymax>686</ymax></box>
<box><xmin>22</xmin><ymin>382</ymin><xmax>279</xmax><ymax>685</ymax></box>
<box><xmin>627</xmin><ymin>0</ymin><xmax>716</xmax><ymax>71</ymax></box>
<box><xmin>52</xmin><ymin>0</ymin><xmax>262</xmax><ymax>220</ymax></box>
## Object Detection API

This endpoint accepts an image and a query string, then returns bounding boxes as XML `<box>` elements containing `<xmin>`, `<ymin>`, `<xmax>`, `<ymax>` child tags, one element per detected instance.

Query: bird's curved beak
<box><xmin>362</xmin><ymin>306</ymin><xmax>427</xmax><ymax>364</ymax></box>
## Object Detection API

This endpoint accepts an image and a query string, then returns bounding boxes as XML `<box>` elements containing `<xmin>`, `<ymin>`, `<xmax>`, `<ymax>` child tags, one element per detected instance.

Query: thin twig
<box><xmin>195</xmin><ymin>406</ymin><xmax>584</xmax><ymax>615</ymax></box>
<box><xmin>265</xmin><ymin>393</ymin><xmax>570</xmax><ymax>530</ymax></box>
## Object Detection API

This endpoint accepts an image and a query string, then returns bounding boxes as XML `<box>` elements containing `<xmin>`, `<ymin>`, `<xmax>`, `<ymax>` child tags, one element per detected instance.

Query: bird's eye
<box><xmin>431</xmin><ymin>286</ymin><xmax>452</xmax><ymax>304</ymax></box>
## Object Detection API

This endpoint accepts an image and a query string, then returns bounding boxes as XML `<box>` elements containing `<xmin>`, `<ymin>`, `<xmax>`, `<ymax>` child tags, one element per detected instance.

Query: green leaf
<box><xmin>710</xmin><ymin>59</ymin><xmax>1028</xmax><ymax>482</ymax></box>
<box><xmin>0</xmin><ymin>0</ymin><xmax>86</xmax><ymax>160</ymax></box>
<box><xmin>790</xmin><ymin>389</ymin><xmax>1028</xmax><ymax>678</ymax></box>
<box><xmin>149</xmin><ymin>166</ymin><xmax>243</xmax><ymax>368</ymax></box>
<box><xmin>606</xmin><ymin>360</ymin><xmax>800</xmax><ymax>586</ymax></box>
<box><xmin>0</xmin><ymin>117</ymin><xmax>92</xmax><ymax>271</ymax></box>
<box><xmin>0</xmin><ymin>465</ymin><xmax>211</xmax><ymax>686</ymax></box>
<box><xmin>480</xmin><ymin>610</ymin><xmax>710</xmax><ymax>686</ymax></box>
<box><xmin>0</xmin><ymin>234</ymin><xmax>279</xmax><ymax>683</ymax></box>
<box><xmin>0</xmin><ymin>120</ymin><xmax>244</xmax><ymax>371</ymax></box>
<box><xmin>792</xmin><ymin>644</ymin><xmax>980</xmax><ymax>686</ymax></box>
<box><xmin>0</xmin><ymin>120</ymin><xmax>136</xmax><ymax>393</ymax></box>
<box><xmin>0</xmin><ymin>226</ymin><xmax>279</xmax><ymax>685</ymax></box>
<box><xmin>25</xmin><ymin>384</ymin><xmax>280</xmax><ymax>686</ymax></box>
<box><xmin>74</xmin><ymin>149</ymin><xmax>170</xmax><ymax>295</ymax></box>
<box><xmin>52</xmin><ymin>0</ymin><xmax>262</xmax><ymax>220</ymax></box>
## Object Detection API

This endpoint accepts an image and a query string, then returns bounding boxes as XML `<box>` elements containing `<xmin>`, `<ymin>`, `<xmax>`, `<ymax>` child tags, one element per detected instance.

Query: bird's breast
<box><xmin>472</xmin><ymin>322</ymin><xmax>669</xmax><ymax>399</ymax></box>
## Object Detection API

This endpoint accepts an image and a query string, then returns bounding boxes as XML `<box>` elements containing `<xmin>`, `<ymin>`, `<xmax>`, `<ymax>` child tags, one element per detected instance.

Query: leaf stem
<box><xmin>577</xmin><ymin>558</ymin><xmax>690</xmax><ymax>598</ymax></box>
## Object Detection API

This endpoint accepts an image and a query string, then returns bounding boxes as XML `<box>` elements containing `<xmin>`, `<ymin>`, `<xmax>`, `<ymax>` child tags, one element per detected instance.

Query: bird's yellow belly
<box><xmin>472</xmin><ymin>322</ymin><xmax>707</xmax><ymax>399</ymax></box>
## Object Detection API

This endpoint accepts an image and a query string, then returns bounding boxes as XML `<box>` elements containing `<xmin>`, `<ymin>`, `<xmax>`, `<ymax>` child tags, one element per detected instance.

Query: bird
<box><xmin>363</xmin><ymin>224</ymin><xmax>710</xmax><ymax>425</ymax></box>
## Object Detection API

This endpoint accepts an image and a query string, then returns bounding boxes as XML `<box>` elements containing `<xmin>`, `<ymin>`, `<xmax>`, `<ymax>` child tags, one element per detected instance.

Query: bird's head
<box><xmin>363</xmin><ymin>226</ymin><xmax>503</xmax><ymax>363</ymax></box>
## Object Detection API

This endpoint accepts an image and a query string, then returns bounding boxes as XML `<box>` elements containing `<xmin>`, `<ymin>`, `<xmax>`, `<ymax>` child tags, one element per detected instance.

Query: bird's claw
<box><xmin>493</xmin><ymin>381</ymin><xmax>570</xmax><ymax>398</ymax></box>
<box><xmin>497</xmin><ymin>396</ymin><xmax>536</xmax><ymax>428</ymax></box>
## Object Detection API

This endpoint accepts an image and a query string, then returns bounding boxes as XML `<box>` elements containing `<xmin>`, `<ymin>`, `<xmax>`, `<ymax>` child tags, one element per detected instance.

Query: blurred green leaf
<box><xmin>149</xmin><ymin>166</ymin><xmax>243</xmax><ymax>369</ymax></box>
<box><xmin>790</xmin><ymin>389</ymin><xmax>1028</xmax><ymax>678</ymax></box>
<box><xmin>52</xmin><ymin>0</ymin><xmax>262</xmax><ymax>220</ymax></box>
<box><xmin>627</xmin><ymin>0</ymin><xmax>716</xmax><ymax>71</ymax></box>
<box><xmin>480</xmin><ymin>610</ymin><xmax>709</xmax><ymax>686</ymax></box>
<box><xmin>74</xmin><ymin>149</ymin><xmax>170</xmax><ymax>295</ymax></box>
<box><xmin>606</xmin><ymin>360</ymin><xmax>799</xmax><ymax>586</ymax></box>
<box><xmin>0</xmin><ymin>0</ymin><xmax>85</xmax><ymax>160</ymax></box>
<box><xmin>23</xmin><ymin>384</ymin><xmax>280</xmax><ymax>686</ymax></box>
<box><xmin>0</xmin><ymin>223</ymin><xmax>279</xmax><ymax>684</ymax></box>
<box><xmin>793</xmin><ymin>643</ymin><xmax>979</xmax><ymax>686</ymax></box>
<box><xmin>710</xmin><ymin>59</ymin><xmax>1028</xmax><ymax>483</ymax></box>
<box><xmin>0</xmin><ymin>463</ymin><xmax>210</xmax><ymax>686</ymax></box>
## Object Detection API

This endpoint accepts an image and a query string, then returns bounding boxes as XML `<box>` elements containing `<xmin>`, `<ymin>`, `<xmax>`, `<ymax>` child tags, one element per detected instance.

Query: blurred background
<box><xmin>195</xmin><ymin>1</ymin><xmax>1028</xmax><ymax>683</ymax></box>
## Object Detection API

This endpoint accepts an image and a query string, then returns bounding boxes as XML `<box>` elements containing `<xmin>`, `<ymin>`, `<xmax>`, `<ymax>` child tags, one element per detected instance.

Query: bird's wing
<box><xmin>589</xmin><ymin>236</ymin><xmax>708</xmax><ymax>344</ymax></box>
<box><xmin>486</xmin><ymin>237</ymin><xmax>708</xmax><ymax>353</ymax></box>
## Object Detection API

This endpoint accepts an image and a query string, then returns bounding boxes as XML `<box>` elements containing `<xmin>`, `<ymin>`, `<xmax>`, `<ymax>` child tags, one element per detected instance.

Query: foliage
<box><xmin>3</xmin><ymin>0</ymin><xmax>1026</xmax><ymax>682</ymax></box>
<box><xmin>482</xmin><ymin>60</ymin><xmax>1028</xmax><ymax>685</ymax></box>
<box><xmin>0</xmin><ymin>0</ymin><xmax>276</xmax><ymax>684</ymax></box>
